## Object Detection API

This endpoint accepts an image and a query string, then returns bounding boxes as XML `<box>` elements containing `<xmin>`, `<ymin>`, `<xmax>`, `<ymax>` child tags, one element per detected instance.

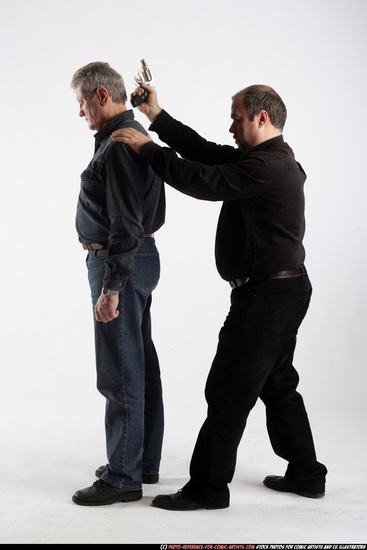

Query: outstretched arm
<box><xmin>112</xmin><ymin>128</ymin><xmax>269</xmax><ymax>203</ymax></box>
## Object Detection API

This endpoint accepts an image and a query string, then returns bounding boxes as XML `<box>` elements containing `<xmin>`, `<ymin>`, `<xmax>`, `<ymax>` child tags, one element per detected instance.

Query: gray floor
<box><xmin>1</xmin><ymin>405</ymin><xmax>366</xmax><ymax>545</ymax></box>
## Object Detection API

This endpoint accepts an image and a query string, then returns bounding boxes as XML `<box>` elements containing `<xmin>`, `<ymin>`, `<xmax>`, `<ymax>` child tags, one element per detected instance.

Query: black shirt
<box><xmin>76</xmin><ymin>110</ymin><xmax>165</xmax><ymax>290</ymax></box>
<box><xmin>140</xmin><ymin>110</ymin><xmax>306</xmax><ymax>281</ymax></box>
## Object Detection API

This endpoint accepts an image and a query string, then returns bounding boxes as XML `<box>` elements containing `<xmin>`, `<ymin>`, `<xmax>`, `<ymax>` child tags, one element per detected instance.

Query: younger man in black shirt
<box><xmin>113</xmin><ymin>83</ymin><xmax>327</xmax><ymax>510</ymax></box>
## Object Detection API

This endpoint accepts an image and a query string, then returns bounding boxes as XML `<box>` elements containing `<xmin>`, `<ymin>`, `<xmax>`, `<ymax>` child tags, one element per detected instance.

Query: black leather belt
<box><xmin>229</xmin><ymin>265</ymin><xmax>307</xmax><ymax>289</ymax></box>
<box><xmin>82</xmin><ymin>234</ymin><xmax>153</xmax><ymax>251</ymax></box>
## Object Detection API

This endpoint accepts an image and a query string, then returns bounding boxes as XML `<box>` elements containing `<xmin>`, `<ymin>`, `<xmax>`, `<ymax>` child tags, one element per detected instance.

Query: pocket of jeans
<box><xmin>261</xmin><ymin>294</ymin><xmax>306</xmax><ymax>339</ymax></box>
<box><xmin>94</xmin><ymin>249</ymin><xmax>108</xmax><ymax>260</ymax></box>
<box><xmin>133</xmin><ymin>254</ymin><xmax>160</xmax><ymax>293</ymax></box>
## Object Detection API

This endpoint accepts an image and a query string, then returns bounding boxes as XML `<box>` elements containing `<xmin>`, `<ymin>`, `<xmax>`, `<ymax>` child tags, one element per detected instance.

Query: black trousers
<box><xmin>183</xmin><ymin>274</ymin><xmax>327</xmax><ymax>507</ymax></box>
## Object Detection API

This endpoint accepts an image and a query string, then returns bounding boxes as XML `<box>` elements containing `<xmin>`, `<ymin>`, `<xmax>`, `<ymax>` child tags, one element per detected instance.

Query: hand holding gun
<box><xmin>131</xmin><ymin>58</ymin><xmax>153</xmax><ymax>107</ymax></box>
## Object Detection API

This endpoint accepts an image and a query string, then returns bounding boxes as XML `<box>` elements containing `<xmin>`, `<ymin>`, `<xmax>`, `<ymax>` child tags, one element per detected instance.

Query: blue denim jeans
<box><xmin>86</xmin><ymin>237</ymin><xmax>164</xmax><ymax>490</ymax></box>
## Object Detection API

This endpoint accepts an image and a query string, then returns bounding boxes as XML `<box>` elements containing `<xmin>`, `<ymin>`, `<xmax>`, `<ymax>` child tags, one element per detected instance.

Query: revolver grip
<box><xmin>131</xmin><ymin>89</ymin><xmax>148</xmax><ymax>108</ymax></box>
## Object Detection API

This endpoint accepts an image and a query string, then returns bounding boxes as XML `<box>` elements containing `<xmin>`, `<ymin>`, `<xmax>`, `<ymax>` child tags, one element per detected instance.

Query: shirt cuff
<box><xmin>102</xmin><ymin>274</ymin><xmax>128</xmax><ymax>291</ymax></box>
<box><xmin>149</xmin><ymin>109</ymin><xmax>169</xmax><ymax>132</ymax></box>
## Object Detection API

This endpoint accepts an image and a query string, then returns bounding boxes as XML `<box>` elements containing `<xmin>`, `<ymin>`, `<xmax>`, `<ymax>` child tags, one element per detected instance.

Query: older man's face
<box><xmin>75</xmin><ymin>85</ymin><xmax>104</xmax><ymax>132</ymax></box>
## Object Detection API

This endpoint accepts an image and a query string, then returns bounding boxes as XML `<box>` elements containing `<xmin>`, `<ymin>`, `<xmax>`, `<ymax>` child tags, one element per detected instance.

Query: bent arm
<box><xmin>149</xmin><ymin>110</ymin><xmax>241</xmax><ymax>166</ymax></box>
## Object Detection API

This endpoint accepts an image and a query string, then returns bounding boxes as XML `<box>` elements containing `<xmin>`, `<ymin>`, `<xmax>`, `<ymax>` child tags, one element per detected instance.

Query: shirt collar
<box><xmin>250</xmin><ymin>134</ymin><xmax>284</xmax><ymax>153</ymax></box>
<box><xmin>94</xmin><ymin>109</ymin><xmax>135</xmax><ymax>145</ymax></box>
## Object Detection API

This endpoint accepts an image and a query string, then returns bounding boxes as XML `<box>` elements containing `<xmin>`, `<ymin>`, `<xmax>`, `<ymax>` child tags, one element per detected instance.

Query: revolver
<box><xmin>131</xmin><ymin>58</ymin><xmax>153</xmax><ymax>107</ymax></box>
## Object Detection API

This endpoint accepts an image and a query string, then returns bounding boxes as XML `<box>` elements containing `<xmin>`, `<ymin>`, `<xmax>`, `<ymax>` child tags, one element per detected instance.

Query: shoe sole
<box><xmin>72</xmin><ymin>490</ymin><xmax>143</xmax><ymax>506</ymax></box>
<box><xmin>151</xmin><ymin>500</ymin><xmax>229</xmax><ymax>511</ymax></box>
<box><xmin>298</xmin><ymin>492</ymin><xmax>324</xmax><ymax>499</ymax></box>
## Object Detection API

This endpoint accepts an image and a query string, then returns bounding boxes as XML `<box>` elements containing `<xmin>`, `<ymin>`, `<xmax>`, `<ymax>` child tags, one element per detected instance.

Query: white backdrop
<box><xmin>0</xmin><ymin>0</ymin><xmax>366</xmax><ymax>543</ymax></box>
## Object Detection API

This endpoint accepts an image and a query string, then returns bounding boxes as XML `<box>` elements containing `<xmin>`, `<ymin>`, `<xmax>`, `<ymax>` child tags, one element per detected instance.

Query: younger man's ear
<box><xmin>257</xmin><ymin>110</ymin><xmax>269</xmax><ymax>127</ymax></box>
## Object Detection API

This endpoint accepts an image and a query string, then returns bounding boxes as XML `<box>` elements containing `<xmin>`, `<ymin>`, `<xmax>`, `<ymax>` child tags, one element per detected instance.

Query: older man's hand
<box><xmin>95</xmin><ymin>293</ymin><xmax>119</xmax><ymax>323</ymax></box>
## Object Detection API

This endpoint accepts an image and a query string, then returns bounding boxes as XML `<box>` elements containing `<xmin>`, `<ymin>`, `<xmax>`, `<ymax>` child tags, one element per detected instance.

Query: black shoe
<box><xmin>263</xmin><ymin>475</ymin><xmax>325</xmax><ymax>499</ymax></box>
<box><xmin>151</xmin><ymin>490</ymin><xmax>229</xmax><ymax>511</ymax></box>
<box><xmin>95</xmin><ymin>465</ymin><xmax>159</xmax><ymax>484</ymax></box>
<box><xmin>72</xmin><ymin>479</ymin><xmax>143</xmax><ymax>506</ymax></box>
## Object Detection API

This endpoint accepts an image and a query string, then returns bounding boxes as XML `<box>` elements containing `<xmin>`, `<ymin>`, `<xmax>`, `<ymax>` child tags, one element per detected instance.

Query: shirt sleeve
<box><xmin>140</xmin><ymin>141</ymin><xmax>271</xmax><ymax>203</ymax></box>
<box><xmin>150</xmin><ymin>110</ymin><xmax>241</xmax><ymax>165</ymax></box>
<box><xmin>102</xmin><ymin>141</ymin><xmax>146</xmax><ymax>290</ymax></box>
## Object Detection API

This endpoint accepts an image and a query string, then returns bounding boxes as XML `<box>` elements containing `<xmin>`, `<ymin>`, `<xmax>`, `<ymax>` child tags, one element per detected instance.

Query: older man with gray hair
<box><xmin>70</xmin><ymin>62</ymin><xmax>165</xmax><ymax>506</ymax></box>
